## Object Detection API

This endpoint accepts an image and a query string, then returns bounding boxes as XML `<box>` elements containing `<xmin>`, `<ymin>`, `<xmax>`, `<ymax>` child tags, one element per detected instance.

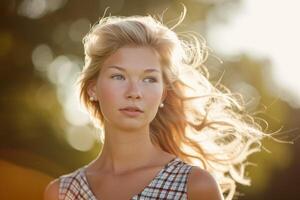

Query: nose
<box><xmin>126</xmin><ymin>80</ymin><xmax>142</xmax><ymax>100</ymax></box>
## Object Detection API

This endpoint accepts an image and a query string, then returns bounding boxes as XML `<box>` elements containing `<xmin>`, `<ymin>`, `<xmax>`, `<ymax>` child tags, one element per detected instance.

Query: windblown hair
<box><xmin>77</xmin><ymin>10</ymin><xmax>267</xmax><ymax>200</ymax></box>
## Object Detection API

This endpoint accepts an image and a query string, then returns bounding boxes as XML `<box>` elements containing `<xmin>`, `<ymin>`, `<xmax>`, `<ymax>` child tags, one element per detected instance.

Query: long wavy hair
<box><xmin>77</xmin><ymin>9</ymin><xmax>268</xmax><ymax>200</ymax></box>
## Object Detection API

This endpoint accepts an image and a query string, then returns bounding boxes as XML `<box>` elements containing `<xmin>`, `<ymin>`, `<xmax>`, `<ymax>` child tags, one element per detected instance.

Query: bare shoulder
<box><xmin>44</xmin><ymin>178</ymin><xmax>60</xmax><ymax>200</ymax></box>
<box><xmin>187</xmin><ymin>166</ymin><xmax>224</xmax><ymax>200</ymax></box>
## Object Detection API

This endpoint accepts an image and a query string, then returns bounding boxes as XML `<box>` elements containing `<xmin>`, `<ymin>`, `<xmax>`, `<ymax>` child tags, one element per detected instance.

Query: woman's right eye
<box><xmin>110</xmin><ymin>74</ymin><xmax>125</xmax><ymax>80</ymax></box>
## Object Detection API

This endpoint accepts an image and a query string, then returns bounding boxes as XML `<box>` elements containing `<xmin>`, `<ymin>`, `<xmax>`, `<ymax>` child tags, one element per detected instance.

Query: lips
<box><xmin>119</xmin><ymin>106</ymin><xmax>143</xmax><ymax>112</ymax></box>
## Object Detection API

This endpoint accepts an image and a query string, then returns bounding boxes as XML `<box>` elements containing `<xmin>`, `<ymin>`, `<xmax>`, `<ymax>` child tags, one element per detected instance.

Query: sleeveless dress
<box><xmin>59</xmin><ymin>157</ymin><xmax>193</xmax><ymax>200</ymax></box>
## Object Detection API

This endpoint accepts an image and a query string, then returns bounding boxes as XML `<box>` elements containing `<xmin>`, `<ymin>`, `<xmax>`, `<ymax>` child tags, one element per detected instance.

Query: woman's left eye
<box><xmin>144</xmin><ymin>77</ymin><xmax>157</xmax><ymax>83</ymax></box>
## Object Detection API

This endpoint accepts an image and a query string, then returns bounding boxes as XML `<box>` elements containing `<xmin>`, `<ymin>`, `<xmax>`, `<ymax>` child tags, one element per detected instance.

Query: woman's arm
<box><xmin>187</xmin><ymin>167</ymin><xmax>224</xmax><ymax>200</ymax></box>
<box><xmin>44</xmin><ymin>179</ymin><xmax>59</xmax><ymax>200</ymax></box>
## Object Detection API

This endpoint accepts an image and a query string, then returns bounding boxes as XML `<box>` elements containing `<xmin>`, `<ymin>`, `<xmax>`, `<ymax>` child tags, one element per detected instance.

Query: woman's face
<box><xmin>89</xmin><ymin>46</ymin><xmax>166</xmax><ymax>131</ymax></box>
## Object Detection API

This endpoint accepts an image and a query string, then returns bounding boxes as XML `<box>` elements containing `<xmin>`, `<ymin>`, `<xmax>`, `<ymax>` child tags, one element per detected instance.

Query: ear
<box><xmin>87</xmin><ymin>80</ymin><xmax>97</xmax><ymax>98</ymax></box>
<box><xmin>161</xmin><ymin>87</ymin><xmax>168</xmax><ymax>102</ymax></box>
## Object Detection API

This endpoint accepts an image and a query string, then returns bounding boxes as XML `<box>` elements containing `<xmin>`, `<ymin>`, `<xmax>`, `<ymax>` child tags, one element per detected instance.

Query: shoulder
<box><xmin>187</xmin><ymin>166</ymin><xmax>224</xmax><ymax>200</ymax></box>
<box><xmin>44</xmin><ymin>178</ymin><xmax>60</xmax><ymax>200</ymax></box>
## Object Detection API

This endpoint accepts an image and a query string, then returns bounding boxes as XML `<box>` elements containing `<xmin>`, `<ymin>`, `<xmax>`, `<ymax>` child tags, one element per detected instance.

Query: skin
<box><xmin>89</xmin><ymin>46</ymin><xmax>169</xmax><ymax>173</ymax></box>
<box><xmin>44</xmin><ymin>46</ymin><xmax>223</xmax><ymax>200</ymax></box>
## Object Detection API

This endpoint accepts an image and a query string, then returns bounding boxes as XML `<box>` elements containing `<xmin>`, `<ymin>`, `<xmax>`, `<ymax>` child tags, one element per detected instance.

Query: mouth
<box><xmin>119</xmin><ymin>106</ymin><xmax>144</xmax><ymax>117</ymax></box>
<box><xmin>119</xmin><ymin>106</ymin><xmax>143</xmax><ymax>113</ymax></box>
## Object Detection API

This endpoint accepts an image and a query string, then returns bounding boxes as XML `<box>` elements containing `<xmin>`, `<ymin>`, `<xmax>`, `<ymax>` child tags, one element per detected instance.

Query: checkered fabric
<box><xmin>59</xmin><ymin>157</ymin><xmax>193</xmax><ymax>200</ymax></box>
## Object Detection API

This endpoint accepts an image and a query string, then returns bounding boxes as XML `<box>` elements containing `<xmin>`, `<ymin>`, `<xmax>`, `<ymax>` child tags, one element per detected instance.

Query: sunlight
<box><xmin>207</xmin><ymin>0</ymin><xmax>300</xmax><ymax>108</ymax></box>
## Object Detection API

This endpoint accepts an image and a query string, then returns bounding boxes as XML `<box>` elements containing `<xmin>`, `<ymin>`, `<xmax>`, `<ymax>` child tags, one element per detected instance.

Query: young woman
<box><xmin>44</xmin><ymin>10</ymin><xmax>266</xmax><ymax>200</ymax></box>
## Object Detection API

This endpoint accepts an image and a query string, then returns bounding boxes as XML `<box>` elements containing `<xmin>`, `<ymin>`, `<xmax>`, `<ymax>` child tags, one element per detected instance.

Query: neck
<box><xmin>94</xmin><ymin>124</ymin><xmax>164</xmax><ymax>174</ymax></box>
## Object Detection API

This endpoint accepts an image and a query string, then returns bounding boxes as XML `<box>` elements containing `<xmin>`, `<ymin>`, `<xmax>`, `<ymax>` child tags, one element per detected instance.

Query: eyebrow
<box><xmin>106</xmin><ymin>65</ymin><xmax>161</xmax><ymax>73</ymax></box>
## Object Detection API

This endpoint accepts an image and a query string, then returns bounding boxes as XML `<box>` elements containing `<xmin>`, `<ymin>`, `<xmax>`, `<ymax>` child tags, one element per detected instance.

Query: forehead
<box><xmin>102</xmin><ymin>46</ymin><xmax>162</xmax><ymax>72</ymax></box>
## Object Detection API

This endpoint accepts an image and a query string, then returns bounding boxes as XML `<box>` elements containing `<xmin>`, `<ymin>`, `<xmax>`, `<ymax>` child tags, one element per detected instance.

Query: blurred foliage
<box><xmin>0</xmin><ymin>0</ymin><xmax>299</xmax><ymax>199</ymax></box>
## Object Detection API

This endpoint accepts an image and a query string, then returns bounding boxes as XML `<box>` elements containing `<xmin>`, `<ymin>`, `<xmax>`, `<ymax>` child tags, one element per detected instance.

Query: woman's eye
<box><xmin>110</xmin><ymin>74</ymin><xmax>157</xmax><ymax>82</ymax></box>
<box><xmin>111</xmin><ymin>74</ymin><xmax>125</xmax><ymax>80</ymax></box>
<box><xmin>144</xmin><ymin>77</ymin><xmax>157</xmax><ymax>83</ymax></box>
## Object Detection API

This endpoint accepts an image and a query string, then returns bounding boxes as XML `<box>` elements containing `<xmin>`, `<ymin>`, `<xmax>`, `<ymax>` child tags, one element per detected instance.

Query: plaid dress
<box><xmin>59</xmin><ymin>157</ymin><xmax>193</xmax><ymax>200</ymax></box>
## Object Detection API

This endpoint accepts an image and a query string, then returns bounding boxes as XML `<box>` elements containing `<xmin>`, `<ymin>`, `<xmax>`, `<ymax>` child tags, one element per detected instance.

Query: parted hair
<box><xmin>77</xmin><ymin>9</ymin><xmax>267</xmax><ymax>200</ymax></box>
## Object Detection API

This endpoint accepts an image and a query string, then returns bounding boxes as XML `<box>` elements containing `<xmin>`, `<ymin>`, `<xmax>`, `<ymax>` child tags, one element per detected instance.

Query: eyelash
<box><xmin>110</xmin><ymin>74</ymin><xmax>158</xmax><ymax>83</ymax></box>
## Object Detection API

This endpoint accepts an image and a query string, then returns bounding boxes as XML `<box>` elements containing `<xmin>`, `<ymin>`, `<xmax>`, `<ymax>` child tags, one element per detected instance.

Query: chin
<box><xmin>114</xmin><ymin>121</ymin><xmax>148</xmax><ymax>132</ymax></box>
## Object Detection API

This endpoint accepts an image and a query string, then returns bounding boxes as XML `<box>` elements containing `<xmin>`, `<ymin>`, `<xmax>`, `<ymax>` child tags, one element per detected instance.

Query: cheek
<box><xmin>99</xmin><ymin>86</ymin><xmax>117</xmax><ymax>101</ymax></box>
<box><xmin>144</xmin><ymin>89</ymin><xmax>163</xmax><ymax>122</ymax></box>
<box><xmin>144</xmin><ymin>87</ymin><xmax>164</xmax><ymax>107</ymax></box>
<box><xmin>96</xmin><ymin>80</ymin><xmax>121</xmax><ymax>106</ymax></box>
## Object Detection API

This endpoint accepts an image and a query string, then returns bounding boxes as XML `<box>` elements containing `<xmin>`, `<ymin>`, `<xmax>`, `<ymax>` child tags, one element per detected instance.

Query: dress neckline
<box><xmin>80</xmin><ymin>157</ymin><xmax>180</xmax><ymax>200</ymax></box>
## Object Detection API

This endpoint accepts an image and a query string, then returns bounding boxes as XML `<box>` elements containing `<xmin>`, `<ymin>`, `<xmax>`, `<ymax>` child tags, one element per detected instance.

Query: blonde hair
<box><xmin>77</xmin><ymin>10</ymin><xmax>267</xmax><ymax>200</ymax></box>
